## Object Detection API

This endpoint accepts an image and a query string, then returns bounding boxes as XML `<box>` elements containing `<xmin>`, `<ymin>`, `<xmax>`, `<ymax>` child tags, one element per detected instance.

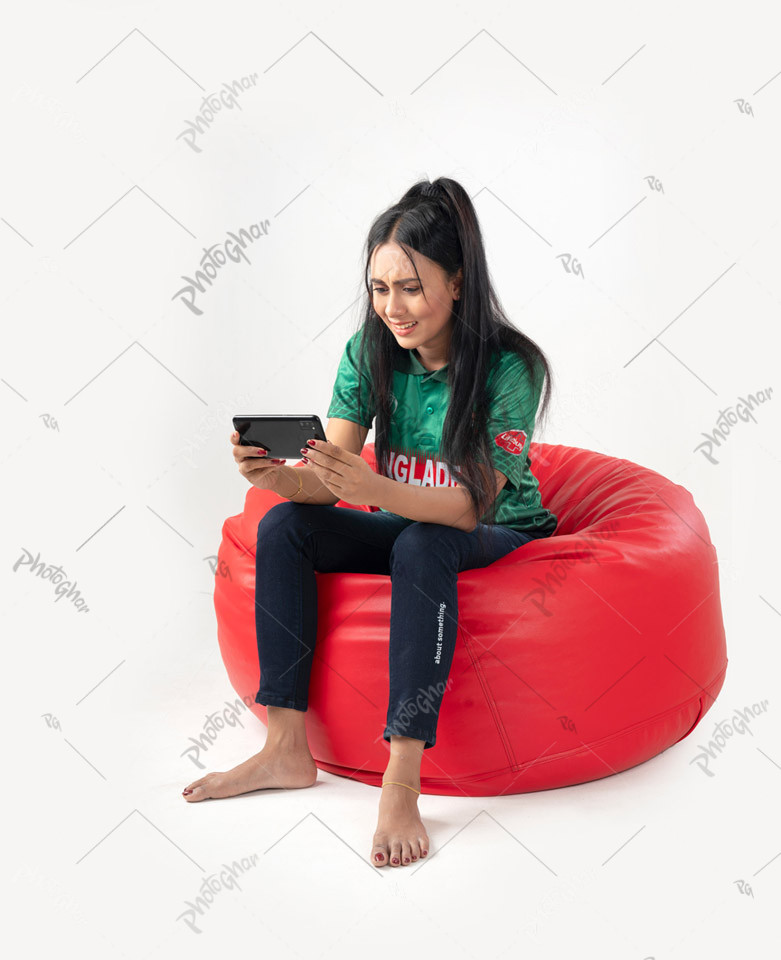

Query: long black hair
<box><xmin>353</xmin><ymin>176</ymin><xmax>553</xmax><ymax>542</ymax></box>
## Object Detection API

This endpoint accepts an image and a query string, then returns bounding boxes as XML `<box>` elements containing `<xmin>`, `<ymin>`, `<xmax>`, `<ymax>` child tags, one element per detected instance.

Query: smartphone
<box><xmin>232</xmin><ymin>414</ymin><xmax>327</xmax><ymax>460</ymax></box>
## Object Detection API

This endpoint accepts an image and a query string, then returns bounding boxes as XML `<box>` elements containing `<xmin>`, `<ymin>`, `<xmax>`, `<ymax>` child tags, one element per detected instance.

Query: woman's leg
<box><xmin>254</xmin><ymin>499</ymin><xmax>413</xmax><ymax>710</ymax></box>
<box><xmin>371</xmin><ymin>521</ymin><xmax>535</xmax><ymax>867</ymax></box>
<box><xmin>384</xmin><ymin>520</ymin><xmax>534</xmax><ymax>750</ymax></box>
<box><xmin>183</xmin><ymin>501</ymin><xmax>412</xmax><ymax>802</ymax></box>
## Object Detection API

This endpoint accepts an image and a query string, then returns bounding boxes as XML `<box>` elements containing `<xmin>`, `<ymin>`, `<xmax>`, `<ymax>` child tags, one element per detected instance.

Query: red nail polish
<box><xmin>301</xmin><ymin>457</ymin><xmax>308</xmax><ymax>463</ymax></box>
<box><xmin>391</xmin><ymin>857</ymin><xmax>399</xmax><ymax>864</ymax></box>
<box><xmin>374</xmin><ymin>853</ymin><xmax>384</xmax><ymax>861</ymax></box>
<box><xmin>182</xmin><ymin>789</ymin><xmax>192</xmax><ymax>795</ymax></box>
<box><xmin>306</xmin><ymin>439</ymin><xmax>316</xmax><ymax>446</ymax></box>
<box><xmin>422</xmin><ymin>850</ymin><xmax>427</xmax><ymax>856</ymax></box>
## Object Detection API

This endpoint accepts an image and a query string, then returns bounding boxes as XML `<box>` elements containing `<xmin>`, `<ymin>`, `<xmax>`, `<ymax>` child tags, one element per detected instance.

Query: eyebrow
<box><xmin>369</xmin><ymin>277</ymin><xmax>420</xmax><ymax>284</ymax></box>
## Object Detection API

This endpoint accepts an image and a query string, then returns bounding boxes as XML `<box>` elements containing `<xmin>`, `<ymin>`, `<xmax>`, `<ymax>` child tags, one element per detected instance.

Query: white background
<box><xmin>3</xmin><ymin>1</ymin><xmax>780</xmax><ymax>957</ymax></box>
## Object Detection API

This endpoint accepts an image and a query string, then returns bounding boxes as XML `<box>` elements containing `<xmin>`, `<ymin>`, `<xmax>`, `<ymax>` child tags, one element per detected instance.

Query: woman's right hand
<box><xmin>231</xmin><ymin>430</ymin><xmax>286</xmax><ymax>490</ymax></box>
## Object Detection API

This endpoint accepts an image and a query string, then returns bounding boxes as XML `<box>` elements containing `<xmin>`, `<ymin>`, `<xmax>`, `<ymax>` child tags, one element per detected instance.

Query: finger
<box><xmin>306</xmin><ymin>458</ymin><xmax>345</xmax><ymax>484</ymax></box>
<box><xmin>235</xmin><ymin>444</ymin><xmax>271</xmax><ymax>462</ymax></box>
<box><xmin>241</xmin><ymin>451</ymin><xmax>284</xmax><ymax>468</ymax></box>
<box><xmin>242</xmin><ymin>459</ymin><xmax>283</xmax><ymax>477</ymax></box>
<box><xmin>307</xmin><ymin>439</ymin><xmax>349</xmax><ymax>465</ymax></box>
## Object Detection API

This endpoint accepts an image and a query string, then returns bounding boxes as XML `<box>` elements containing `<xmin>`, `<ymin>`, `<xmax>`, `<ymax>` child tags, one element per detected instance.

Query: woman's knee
<box><xmin>389</xmin><ymin>521</ymin><xmax>457</xmax><ymax>567</ymax></box>
<box><xmin>257</xmin><ymin>499</ymin><xmax>308</xmax><ymax>541</ymax></box>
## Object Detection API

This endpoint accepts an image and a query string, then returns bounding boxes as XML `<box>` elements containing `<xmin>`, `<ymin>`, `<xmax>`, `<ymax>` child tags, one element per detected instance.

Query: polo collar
<box><xmin>395</xmin><ymin>347</ymin><xmax>450</xmax><ymax>383</ymax></box>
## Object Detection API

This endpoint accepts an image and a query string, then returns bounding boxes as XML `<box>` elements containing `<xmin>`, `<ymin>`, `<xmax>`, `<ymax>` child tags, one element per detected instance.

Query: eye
<box><xmin>372</xmin><ymin>286</ymin><xmax>419</xmax><ymax>294</ymax></box>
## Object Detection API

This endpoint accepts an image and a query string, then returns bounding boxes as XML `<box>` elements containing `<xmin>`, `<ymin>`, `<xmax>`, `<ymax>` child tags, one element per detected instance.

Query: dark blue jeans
<box><xmin>254</xmin><ymin>501</ymin><xmax>538</xmax><ymax>749</ymax></box>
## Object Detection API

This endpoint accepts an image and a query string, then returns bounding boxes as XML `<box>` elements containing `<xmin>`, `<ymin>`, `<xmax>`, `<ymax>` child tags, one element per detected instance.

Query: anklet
<box><xmin>382</xmin><ymin>780</ymin><xmax>421</xmax><ymax>795</ymax></box>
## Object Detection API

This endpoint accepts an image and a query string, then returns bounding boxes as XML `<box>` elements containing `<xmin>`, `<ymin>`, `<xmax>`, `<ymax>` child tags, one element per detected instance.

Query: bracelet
<box><xmin>281</xmin><ymin>467</ymin><xmax>303</xmax><ymax>500</ymax></box>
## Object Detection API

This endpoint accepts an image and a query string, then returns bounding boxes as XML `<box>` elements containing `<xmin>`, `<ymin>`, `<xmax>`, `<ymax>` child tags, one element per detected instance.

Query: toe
<box><xmin>401</xmin><ymin>841</ymin><xmax>412</xmax><ymax>865</ymax></box>
<box><xmin>419</xmin><ymin>835</ymin><xmax>429</xmax><ymax>857</ymax></box>
<box><xmin>182</xmin><ymin>776</ymin><xmax>208</xmax><ymax>794</ymax></box>
<box><xmin>389</xmin><ymin>841</ymin><xmax>402</xmax><ymax>866</ymax></box>
<box><xmin>409</xmin><ymin>839</ymin><xmax>420</xmax><ymax>862</ymax></box>
<box><xmin>183</xmin><ymin>787</ymin><xmax>201</xmax><ymax>802</ymax></box>
<box><xmin>371</xmin><ymin>845</ymin><xmax>388</xmax><ymax>867</ymax></box>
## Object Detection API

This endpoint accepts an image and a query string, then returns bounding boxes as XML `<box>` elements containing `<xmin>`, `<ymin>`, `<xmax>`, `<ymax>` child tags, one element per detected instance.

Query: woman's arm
<box><xmin>272</xmin><ymin>417</ymin><xmax>371</xmax><ymax>505</ymax></box>
<box><xmin>273</xmin><ymin>464</ymin><xmax>340</xmax><ymax>504</ymax></box>
<box><xmin>372</xmin><ymin>467</ymin><xmax>507</xmax><ymax>533</ymax></box>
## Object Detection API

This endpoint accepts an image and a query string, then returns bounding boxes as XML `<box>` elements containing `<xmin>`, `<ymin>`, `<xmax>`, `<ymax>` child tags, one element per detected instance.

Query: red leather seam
<box><xmin>461</xmin><ymin>627</ymin><xmax>519</xmax><ymax>769</ymax></box>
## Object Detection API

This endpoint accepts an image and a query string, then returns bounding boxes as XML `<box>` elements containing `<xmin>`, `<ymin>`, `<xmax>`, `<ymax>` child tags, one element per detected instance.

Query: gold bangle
<box><xmin>282</xmin><ymin>467</ymin><xmax>303</xmax><ymax>500</ymax></box>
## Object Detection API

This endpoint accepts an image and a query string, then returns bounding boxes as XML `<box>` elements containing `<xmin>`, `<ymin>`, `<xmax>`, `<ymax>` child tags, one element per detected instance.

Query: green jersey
<box><xmin>326</xmin><ymin>329</ymin><xmax>557</xmax><ymax>537</ymax></box>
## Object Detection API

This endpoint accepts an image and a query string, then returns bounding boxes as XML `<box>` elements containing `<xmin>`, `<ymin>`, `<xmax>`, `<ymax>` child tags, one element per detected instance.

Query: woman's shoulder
<box><xmin>486</xmin><ymin>347</ymin><xmax>537</xmax><ymax>388</ymax></box>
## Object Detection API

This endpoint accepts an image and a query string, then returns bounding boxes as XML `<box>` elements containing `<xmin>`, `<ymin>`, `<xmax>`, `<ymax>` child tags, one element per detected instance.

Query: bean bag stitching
<box><xmin>503</xmin><ymin>662</ymin><xmax>728</xmax><ymax>772</ymax></box>
<box><xmin>460</xmin><ymin>625</ymin><xmax>518</xmax><ymax>768</ymax></box>
<box><xmin>269</xmin><ymin>663</ymin><xmax>727</xmax><ymax>789</ymax></box>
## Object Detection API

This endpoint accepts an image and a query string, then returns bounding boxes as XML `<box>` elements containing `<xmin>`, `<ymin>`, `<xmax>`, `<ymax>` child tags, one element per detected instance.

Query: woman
<box><xmin>182</xmin><ymin>177</ymin><xmax>558</xmax><ymax>868</ymax></box>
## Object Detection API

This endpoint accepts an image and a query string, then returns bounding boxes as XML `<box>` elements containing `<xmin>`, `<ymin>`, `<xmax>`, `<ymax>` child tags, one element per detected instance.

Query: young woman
<box><xmin>182</xmin><ymin>177</ymin><xmax>558</xmax><ymax>868</ymax></box>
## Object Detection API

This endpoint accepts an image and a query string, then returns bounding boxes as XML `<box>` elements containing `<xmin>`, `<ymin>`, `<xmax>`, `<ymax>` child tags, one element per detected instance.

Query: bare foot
<box><xmin>370</xmin><ymin>781</ymin><xmax>430</xmax><ymax>867</ymax></box>
<box><xmin>182</xmin><ymin>743</ymin><xmax>317</xmax><ymax>801</ymax></box>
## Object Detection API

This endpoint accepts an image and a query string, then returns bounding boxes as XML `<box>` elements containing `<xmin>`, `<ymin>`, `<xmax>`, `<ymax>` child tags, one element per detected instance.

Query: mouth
<box><xmin>390</xmin><ymin>321</ymin><xmax>418</xmax><ymax>333</ymax></box>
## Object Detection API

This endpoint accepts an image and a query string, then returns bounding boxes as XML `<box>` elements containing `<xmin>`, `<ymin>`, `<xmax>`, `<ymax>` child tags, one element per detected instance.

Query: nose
<box><xmin>385</xmin><ymin>290</ymin><xmax>406</xmax><ymax>321</ymax></box>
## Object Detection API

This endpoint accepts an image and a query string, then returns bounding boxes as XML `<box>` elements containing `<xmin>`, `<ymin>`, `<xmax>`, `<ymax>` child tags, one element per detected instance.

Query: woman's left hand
<box><xmin>300</xmin><ymin>439</ymin><xmax>380</xmax><ymax>507</ymax></box>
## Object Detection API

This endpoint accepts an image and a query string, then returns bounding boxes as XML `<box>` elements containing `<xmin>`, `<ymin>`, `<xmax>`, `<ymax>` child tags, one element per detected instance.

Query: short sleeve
<box><xmin>477</xmin><ymin>353</ymin><xmax>543</xmax><ymax>492</ymax></box>
<box><xmin>326</xmin><ymin>330</ymin><xmax>375</xmax><ymax>429</ymax></box>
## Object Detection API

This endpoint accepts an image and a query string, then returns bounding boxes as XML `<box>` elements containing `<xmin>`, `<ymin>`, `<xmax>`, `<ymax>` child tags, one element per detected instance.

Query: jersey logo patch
<box><xmin>494</xmin><ymin>429</ymin><xmax>527</xmax><ymax>455</ymax></box>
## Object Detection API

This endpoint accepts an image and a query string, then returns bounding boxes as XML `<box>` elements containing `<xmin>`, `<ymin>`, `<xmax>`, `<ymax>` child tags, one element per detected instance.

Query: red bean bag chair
<box><xmin>213</xmin><ymin>442</ymin><xmax>728</xmax><ymax>796</ymax></box>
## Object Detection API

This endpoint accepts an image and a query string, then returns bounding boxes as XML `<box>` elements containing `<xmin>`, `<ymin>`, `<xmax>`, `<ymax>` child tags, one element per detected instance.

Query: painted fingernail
<box><xmin>257</xmin><ymin>449</ymin><xmax>266</xmax><ymax>455</ymax></box>
<box><xmin>301</xmin><ymin>457</ymin><xmax>308</xmax><ymax>463</ymax></box>
<box><xmin>306</xmin><ymin>439</ymin><xmax>316</xmax><ymax>446</ymax></box>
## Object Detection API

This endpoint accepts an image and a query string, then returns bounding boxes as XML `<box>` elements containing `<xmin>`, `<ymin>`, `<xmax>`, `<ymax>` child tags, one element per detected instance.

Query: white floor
<box><xmin>8</xmin><ymin>581</ymin><xmax>778</xmax><ymax>960</ymax></box>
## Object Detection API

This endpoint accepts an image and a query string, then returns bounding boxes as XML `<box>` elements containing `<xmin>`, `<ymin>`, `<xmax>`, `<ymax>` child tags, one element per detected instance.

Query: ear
<box><xmin>452</xmin><ymin>268</ymin><xmax>463</xmax><ymax>301</ymax></box>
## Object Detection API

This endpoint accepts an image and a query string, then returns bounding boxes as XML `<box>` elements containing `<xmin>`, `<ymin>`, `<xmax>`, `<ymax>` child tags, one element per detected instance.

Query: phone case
<box><xmin>232</xmin><ymin>414</ymin><xmax>326</xmax><ymax>460</ymax></box>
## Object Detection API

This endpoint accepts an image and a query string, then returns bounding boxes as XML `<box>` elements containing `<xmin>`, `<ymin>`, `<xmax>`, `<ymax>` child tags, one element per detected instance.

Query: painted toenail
<box><xmin>422</xmin><ymin>850</ymin><xmax>428</xmax><ymax>856</ymax></box>
<box><xmin>182</xmin><ymin>789</ymin><xmax>192</xmax><ymax>795</ymax></box>
<box><xmin>403</xmin><ymin>858</ymin><xmax>410</xmax><ymax>863</ymax></box>
<box><xmin>374</xmin><ymin>853</ymin><xmax>384</xmax><ymax>861</ymax></box>
<box><xmin>411</xmin><ymin>856</ymin><xmax>417</xmax><ymax>861</ymax></box>
<box><xmin>392</xmin><ymin>857</ymin><xmax>399</xmax><ymax>864</ymax></box>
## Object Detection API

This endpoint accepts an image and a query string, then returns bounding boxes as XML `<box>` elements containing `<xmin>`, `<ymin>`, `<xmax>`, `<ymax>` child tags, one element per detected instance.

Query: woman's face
<box><xmin>369</xmin><ymin>242</ymin><xmax>462</xmax><ymax>353</ymax></box>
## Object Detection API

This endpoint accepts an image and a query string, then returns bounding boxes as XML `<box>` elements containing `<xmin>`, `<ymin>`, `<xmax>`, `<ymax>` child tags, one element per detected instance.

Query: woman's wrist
<box><xmin>275</xmin><ymin>465</ymin><xmax>303</xmax><ymax>500</ymax></box>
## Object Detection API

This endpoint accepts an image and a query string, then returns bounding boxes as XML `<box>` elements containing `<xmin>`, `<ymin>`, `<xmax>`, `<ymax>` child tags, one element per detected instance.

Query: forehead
<box><xmin>370</xmin><ymin>242</ymin><xmax>436</xmax><ymax>280</ymax></box>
